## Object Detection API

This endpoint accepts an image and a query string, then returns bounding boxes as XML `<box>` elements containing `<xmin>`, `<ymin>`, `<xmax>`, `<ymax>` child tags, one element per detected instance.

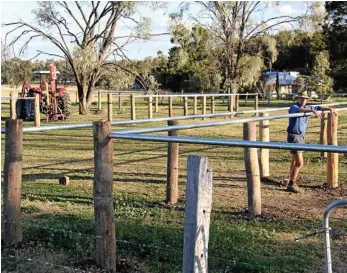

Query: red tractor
<box><xmin>16</xmin><ymin>64</ymin><xmax>71</xmax><ymax>121</ymax></box>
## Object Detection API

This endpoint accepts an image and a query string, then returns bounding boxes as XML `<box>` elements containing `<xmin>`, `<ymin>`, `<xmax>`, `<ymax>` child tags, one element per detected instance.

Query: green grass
<box><xmin>1</xmin><ymin>98</ymin><xmax>347</xmax><ymax>273</ymax></box>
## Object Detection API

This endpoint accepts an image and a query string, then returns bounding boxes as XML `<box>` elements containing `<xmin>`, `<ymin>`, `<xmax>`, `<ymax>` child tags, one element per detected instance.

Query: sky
<box><xmin>0</xmin><ymin>1</ymin><xmax>318</xmax><ymax>61</ymax></box>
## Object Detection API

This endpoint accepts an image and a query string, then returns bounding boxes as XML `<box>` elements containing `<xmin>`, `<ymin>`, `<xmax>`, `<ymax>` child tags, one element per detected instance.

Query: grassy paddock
<box><xmin>1</xmin><ymin>98</ymin><xmax>347</xmax><ymax>273</ymax></box>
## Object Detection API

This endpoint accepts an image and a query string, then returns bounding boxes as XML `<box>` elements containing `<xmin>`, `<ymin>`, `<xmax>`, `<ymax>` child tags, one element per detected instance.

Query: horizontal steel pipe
<box><xmin>109</xmin><ymin>133</ymin><xmax>347</xmax><ymax>154</ymax></box>
<box><xmin>116</xmin><ymin>108</ymin><xmax>347</xmax><ymax>135</ymax></box>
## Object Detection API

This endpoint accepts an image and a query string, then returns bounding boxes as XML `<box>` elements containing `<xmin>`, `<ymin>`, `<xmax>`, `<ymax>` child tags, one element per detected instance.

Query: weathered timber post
<box><xmin>118</xmin><ymin>92</ymin><xmax>121</xmax><ymax>111</ymax></box>
<box><xmin>169</xmin><ymin>96</ymin><xmax>173</xmax><ymax>117</ymax></box>
<box><xmin>245</xmin><ymin>92</ymin><xmax>248</xmax><ymax>106</ymax></box>
<box><xmin>3</xmin><ymin>119</ymin><xmax>23</xmax><ymax>245</ymax></box>
<box><xmin>167</xmin><ymin>120</ymin><xmax>179</xmax><ymax>204</ymax></box>
<box><xmin>254</xmin><ymin>94</ymin><xmax>259</xmax><ymax>116</ymax></box>
<box><xmin>131</xmin><ymin>94</ymin><xmax>136</xmax><ymax>120</ymax></box>
<box><xmin>243</xmin><ymin>122</ymin><xmax>261</xmax><ymax>215</ymax></box>
<box><xmin>259</xmin><ymin>112</ymin><xmax>270</xmax><ymax>178</ymax></box>
<box><xmin>184</xmin><ymin>96</ymin><xmax>188</xmax><ymax>116</ymax></box>
<box><xmin>193</xmin><ymin>96</ymin><xmax>197</xmax><ymax>115</ymax></box>
<box><xmin>98</xmin><ymin>90</ymin><xmax>102</xmax><ymax>111</ymax></box>
<box><xmin>107</xmin><ymin>94</ymin><xmax>112</xmax><ymax>122</ymax></box>
<box><xmin>327</xmin><ymin>113</ymin><xmax>338</xmax><ymax>188</ymax></box>
<box><xmin>183</xmin><ymin>155</ymin><xmax>213</xmax><ymax>273</ymax></box>
<box><xmin>34</xmin><ymin>93</ymin><xmax>40</xmax><ymax>127</ymax></box>
<box><xmin>93</xmin><ymin>120</ymin><xmax>116</xmax><ymax>272</ymax></box>
<box><xmin>148</xmin><ymin>96</ymin><xmax>153</xmax><ymax>119</ymax></box>
<box><xmin>155</xmin><ymin>95</ymin><xmax>159</xmax><ymax>113</ymax></box>
<box><xmin>211</xmin><ymin>96</ymin><xmax>215</xmax><ymax>114</ymax></box>
<box><xmin>320</xmin><ymin>112</ymin><xmax>328</xmax><ymax>158</ymax></box>
<box><xmin>202</xmin><ymin>96</ymin><xmax>206</xmax><ymax>120</ymax></box>
<box><xmin>10</xmin><ymin>91</ymin><xmax>16</xmax><ymax>119</ymax></box>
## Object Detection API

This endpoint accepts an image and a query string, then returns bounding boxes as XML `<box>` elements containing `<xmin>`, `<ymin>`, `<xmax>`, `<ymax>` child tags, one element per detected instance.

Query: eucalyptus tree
<box><xmin>174</xmin><ymin>1</ymin><xmax>301</xmax><ymax>93</ymax></box>
<box><xmin>4</xmin><ymin>1</ymin><xmax>168</xmax><ymax>114</ymax></box>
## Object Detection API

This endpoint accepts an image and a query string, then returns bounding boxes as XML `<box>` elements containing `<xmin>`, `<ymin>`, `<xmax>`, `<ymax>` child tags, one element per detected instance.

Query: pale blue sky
<box><xmin>1</xmin><ymin>1</ymin><xmax>317</xmax><ymax>61</ymax></box>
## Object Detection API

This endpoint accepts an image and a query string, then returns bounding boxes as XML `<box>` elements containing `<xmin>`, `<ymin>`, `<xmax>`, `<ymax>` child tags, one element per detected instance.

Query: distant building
<box><xmin>262</xmin><ymin>71</ymin><xmax>305</xmax><ymax>98</ymax></box>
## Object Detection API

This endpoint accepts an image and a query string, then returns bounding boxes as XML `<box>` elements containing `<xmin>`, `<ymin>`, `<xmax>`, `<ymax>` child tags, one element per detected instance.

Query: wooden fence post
<box><xmin>107</xmin><ymin>93</ymin><xmax>112</xmax><ymax>122</ymax></box>
<box><xmin>93</xmin><ymin>120</ymin><xmax>116</xmax><ymax>272</ymax></box>
<box><xmin>155</xmin><ymin>95</ymin><xmax>159</xmax><ymax>113</ymax></box>
<box><xmin>327</xmin><ymin>113</ymin><xmax>338</xmax><ymax>188</ymax></box>
<box><xmin>243</xmin><ymin>122</ymin><xmax>261</xmax><ymax>216</ymax></box>
<box><xmin>167</xmin><ymin>120</ymin><xmax>179</xmax><ymax>204</ymax></box>
<box><xmin>193</xmin><ymin>96</ymin><xmax>197</xmax><ymax>115</ymax></box>
<box><xmin>3</xmin><ymin>119</ymin><xmax>23</xmax><ymax>245</ymax></box>
<box><xmin>211</xmin><ymin>96</ymin><xmax>215</xmax><ymax>114</ymax></box>
<box><xmin>34</xmin><ymin>93</ymin><xmax>40</xmax><ymax>127</ymax></box>
<box><xmin>98</xmin><ymin>90</ymin><xmax>102</xmax><ymax>111</ymax></box>
<box><xmin>183</xmin><ymin>155</ymin><xmax>213</xmax><ymax>273</ymax></box>
<box><xmin>131</xmin><ymin>94</ymin><xmax>136</xmax><ymax>120</ymax></box>
<box><xmin>169</xmin><ymin>96</ymin><xmax>173</xmax><ymax>117</ymax></box>
<box><xmin>259</xmin><ymin>112</ymin><xmax>270</xmax><ymax>178</ymax></box>
<box><xmin>254</xmin><ymin>94</ymin><xmax>259</xmax><ymax>116</ymax></box>
<box><xmin>10</xmin><ymin>91</ymin><xmax>16</xmax><ymax>119</ymax></box>
<box><xmin>148</xmin><ymin>96</ymin><xmax>153</xmax><ymax>119</ymax></box>
<box><xmin>184</xmin><ymin>96</ymin><xmax>188</xmax><ymax>116</ymax></box>
<box><xmin>118</xmin><ymin>92</ymin><xmax>121</xmax><ymax>111</ymax></box>
<box><xmin>320</xmin><ymin>112</ymin><xmax>328</xmax><ymax>158</ymax></box>
<box><xmin>245</xmin><ymin>92</ymin><xmax>248</xmax><ymax>106</ymax></box>
<box><xmin>202</xmin><ymin>96</ymin><xmax>206</xmax><ymax>120</ymax></box>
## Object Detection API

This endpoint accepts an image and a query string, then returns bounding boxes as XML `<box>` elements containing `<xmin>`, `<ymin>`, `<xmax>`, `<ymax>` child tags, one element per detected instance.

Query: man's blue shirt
<box><xmin>287</xmin><ymin>103</ymin><xmax>321</xmax><ymax>135</ymax></box>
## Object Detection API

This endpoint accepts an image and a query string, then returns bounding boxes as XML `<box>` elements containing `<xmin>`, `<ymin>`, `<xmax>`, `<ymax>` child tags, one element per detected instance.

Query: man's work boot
<box><xmin>287</xmin><ymin>180</ymin><xmax>301</xmax><ymax>193</ymax></box>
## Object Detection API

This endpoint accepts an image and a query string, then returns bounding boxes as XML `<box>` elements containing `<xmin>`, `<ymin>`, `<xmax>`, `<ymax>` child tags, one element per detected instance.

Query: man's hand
<box><xmin>313</xmin><ymin>110</ymin><xmax>321</xmax><ymax>118</ymax></box>
<box><xmin>330</xmin><ymin>108</ymin><xmax>338</xmax><ymax>116</ymax></box>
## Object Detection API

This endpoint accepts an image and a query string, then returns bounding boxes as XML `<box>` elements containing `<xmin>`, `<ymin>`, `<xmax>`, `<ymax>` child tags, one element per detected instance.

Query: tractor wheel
<box><xmin>16</xmin><ymin>99</ymin><xmax>26</xmax><ymax>119</ymax></box>
<box><xmin>25</xmin><ymin>98</ymin><xmax>35</xmax><ymax>120</ymax></box>
<box><xmin>57</xmin><ymin>92</ymin><xmax>71</xmax><ymax>120</ymax></box>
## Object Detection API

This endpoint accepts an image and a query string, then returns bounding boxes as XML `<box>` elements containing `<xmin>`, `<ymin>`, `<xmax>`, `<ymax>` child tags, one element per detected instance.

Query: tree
<box><xmin>175</xmin><ymin>1</ymin><xmax>301</xmax><ymax>93</ymax></box>
<box><xmin>4</xmin><ymin>1</ymin><xmax>168</xmax><ymax>114</ymax></box>
<box><xmin>1</xmin><ymin>58</ymin><xmax>33</xmax><ymax>87</ymax></box>
<box><xmin>310</xmin><ymin>50</ymin><xmax>333</xmax><ymax>94</ymax></box>
<box><xmin>324</xmin><ymin>1</ymin><xmax>347</xmax><ymax>91</ymax></box>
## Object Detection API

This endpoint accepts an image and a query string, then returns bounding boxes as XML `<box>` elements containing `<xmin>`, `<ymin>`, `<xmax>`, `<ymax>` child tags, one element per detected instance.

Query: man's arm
<box><xmin>319</xmin><ymin>106</ymin><xmax>338</xmax><ymax>116</ymax></box>
<box><xmin>298</xmin><ymin>106</ymin><xmax>338</xmax><ymax>118</ymax></box>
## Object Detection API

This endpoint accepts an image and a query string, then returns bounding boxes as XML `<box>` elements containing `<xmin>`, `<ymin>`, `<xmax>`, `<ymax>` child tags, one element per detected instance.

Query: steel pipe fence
<box><xmin>1</xmin><ymin>103</ymin><xmax>347</xmax><ymax>134</ymax></box>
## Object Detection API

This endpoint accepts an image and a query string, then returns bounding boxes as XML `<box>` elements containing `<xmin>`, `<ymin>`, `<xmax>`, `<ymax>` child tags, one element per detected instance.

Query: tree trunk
<box><xmin>77</xmin><ymin>84</ymin><xmax>90</xmax><ymax>115</ymax></box>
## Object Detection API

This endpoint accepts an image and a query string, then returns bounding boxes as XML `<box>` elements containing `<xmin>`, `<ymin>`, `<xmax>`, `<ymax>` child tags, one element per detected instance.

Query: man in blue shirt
<box><xmin>287</xmin><ymin>91</ymin><xmax>337</xmax><ymax>193</ymax></box>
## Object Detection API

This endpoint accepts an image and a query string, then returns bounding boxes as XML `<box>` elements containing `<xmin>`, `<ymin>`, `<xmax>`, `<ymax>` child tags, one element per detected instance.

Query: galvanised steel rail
<box><xmin>1</xmin><ymin>102</ymin><xmax>346</xmax><ymax>134</ymax></box>
<box><xmin>323</xmin><ymin>199</ymin><xmax>347</xmax><ymax>273</ymax></box>
<box><xmin>1</xmin><ymin>96</ymin><xmax>11</xmax><ymax>100</ymax></box>
<box><xmin>108</xmin><ymin>133</ymin><xmax>347</xmax><ymax>153</ymax></box>
<box><xmin>116</xmin><ymin>107</ymin><xmax>347</xmax><ymax>135</ymax></box>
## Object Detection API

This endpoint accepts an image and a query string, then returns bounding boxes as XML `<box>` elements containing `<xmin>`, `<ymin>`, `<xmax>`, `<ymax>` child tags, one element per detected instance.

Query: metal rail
<box><xmin>323</xmin><ymin>199</ymin><xmax>347</xmax><ymax>273</ymax></box>
<box><xmin>108</xmin><ymin>133</ymin><xmax>347</xmax><ymax>153</ymax></box>
<box><xmin>1</xmin><ymin>102</ymin><xmax>346</xmax><ymax>134</ymax></box>
<box><xmin>116</xmin><ymin>107</ymin><xmax>347</xmax><ymax>135</ymax></box>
